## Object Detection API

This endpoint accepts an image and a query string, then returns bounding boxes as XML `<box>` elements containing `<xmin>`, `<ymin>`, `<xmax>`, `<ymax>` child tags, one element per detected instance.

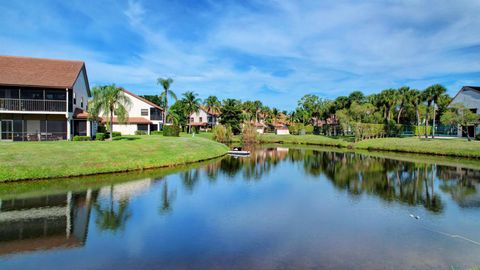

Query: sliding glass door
<box><xmin>0</xmin><ymin>120</ymin><xmax>13</xmax><ymax>141</ymax></box>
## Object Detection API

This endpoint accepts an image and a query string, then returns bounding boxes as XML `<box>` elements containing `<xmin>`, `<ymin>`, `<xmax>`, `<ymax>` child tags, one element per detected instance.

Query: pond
<box><xmin>1</xmin><ymin>146</ymin><xmax>480</xmax><ymax>270</ymax></box>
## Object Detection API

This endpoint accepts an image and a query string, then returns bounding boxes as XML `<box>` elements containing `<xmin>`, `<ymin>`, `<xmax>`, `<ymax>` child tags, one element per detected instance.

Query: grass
<box><xmin>0</xmin><ymin>135</ymin><xmax>228</xmax><ymax>182</ymax></box>
<box><xmin>356</xmin><ymin>137</ymin><xmax>480</xmax><ymax>158</ymax></box>
<box><xmin>259</xmin><ymin>134</ymin><xmax>350</xmax><ymax>147</ymax></box>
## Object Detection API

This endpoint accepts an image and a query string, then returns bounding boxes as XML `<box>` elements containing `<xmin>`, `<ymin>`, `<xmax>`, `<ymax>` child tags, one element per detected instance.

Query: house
<box><xmin>0</xmin><ymin>55</ymin><xmax>94</xmax><ymax>141</ymax></box>
<box><xmin>450</xmin><ymin>86</ymin><xmax>480</xmax><ymax>138</ymax></box>
<box><xmin>189</xmin><ymin>106</ymin><xmax>220</xmax><ymax>130</ymax></box>
<box><xmin>255</xmin><ymin>122</ymin><xmax>267</xmax><ymax>134</ymax></box>
<box><xmin>99</xmin><ymin>89</ymin><xmax>164</xmax><ymax>135</ymax></box>
<box><xmin>272</xmin><ymin>123</ymin><xmax>290</xmax><ymax>135</ymax></box>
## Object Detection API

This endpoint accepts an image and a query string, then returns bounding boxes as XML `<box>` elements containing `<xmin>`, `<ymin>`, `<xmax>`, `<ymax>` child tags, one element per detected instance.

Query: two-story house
<box><xmin>0</xmin><ymin>56</ymin><xmax>93</xmax><ymax>141</ymax></box>
<box><xmin>100</xmin><ymin>89</ymin><xmax>163</xmax><ymax>135</ymax></box>
<box><xmin>189</xmin><ymin>106</ymin><xmax>220</xmax><ymax>129</ymax></box>
<box><xmin>450</xmin><ymin>86</ymin><xmax>480</xmax><ymax>138</ymax></box>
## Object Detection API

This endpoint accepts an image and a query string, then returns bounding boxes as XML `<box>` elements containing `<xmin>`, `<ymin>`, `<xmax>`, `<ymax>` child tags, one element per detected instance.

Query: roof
<box><xmin>190</xmin><ymin>122</ymin><xmax>208</xmax><ymax>126</ymax></box>
<box><xmin>101</xmin><ymin>117</ymin><xmax>152</xmax><ymax>124</ymax></box>
<box><xmin>0</xmin><ymin>55</ymin><xmax>87</xmax><ymax>91</ymax></box>
<box><xmin>450</xmin><ymin>86</ymin><xmax>480</xmax><ymax>106</ymax></box>
<box><xmin>73</xmin><ymin>108</ymin><xmax>90</xmax><ymax>119</ymax></box>
<box><xmin>122</xmin><ymin>89</ymin><xmax>164</xmax><ymax>111</ymax></box>
<box><xmin>200</xmin><ymin>105</ymin><xmax>220</xmax><ymax>116</ymax></box>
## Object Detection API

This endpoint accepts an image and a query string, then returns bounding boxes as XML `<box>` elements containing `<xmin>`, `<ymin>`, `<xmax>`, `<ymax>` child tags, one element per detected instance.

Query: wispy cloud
<box><xmin>1</xmin><ymin>0</ymin><xmax>479</xmax><ymax>110</ymax></box>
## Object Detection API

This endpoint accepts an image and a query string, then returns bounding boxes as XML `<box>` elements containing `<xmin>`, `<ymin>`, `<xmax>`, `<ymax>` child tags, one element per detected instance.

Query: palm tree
<box><xmin>423</xmin><ymin>84</ymin><xmax>447</xmax><ymax>138</ymax></box>
<box><xmin>203</xmin><ymin>95</ymin><xmax>221</xmax><ymax>115</ymax></box>
<box><xmin>157</xmin><ymin>77</ymin><xmax>177</xmax><ymax>125</ymax></box>
<box><xmin>408</xmin><ymin>89</ymin><xmax>423</xmax><ymax>138</ymax></box>
<box><xmin>242</xmin><ymin>101</ymin><xmax>256</xmax><ymax>122</ymax></box>
<box><xmin>253</xmin><ymin>100</ymin><xmax>263</xmax><ymax>123</ymax></box>
<box><xmin>182</xmin><ymin>91</ymin><xmax>201</xmax><ymax>133</ymax></box>
<box><xmin>90</xmin><ymin>84</ymin><xmax>131</xmax><ymax>140</ymax></box>
<box><xmin>380</xmin><ymin>89</ymin><xmax>398</xmax><ymax>121</ymax></box>
<box><xmin>396</xmin><ymin>86</ymin><xmax>410</xmax><ymax>124</ymax></box>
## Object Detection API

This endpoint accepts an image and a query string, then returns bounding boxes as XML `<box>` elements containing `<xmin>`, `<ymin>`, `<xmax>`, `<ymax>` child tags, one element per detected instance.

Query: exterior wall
<box><xmin>72</xmin><ymin>69</ymin><xmax>89</xmax><ymax>112</ymax></box>
<box><xmin>276</xmin><ymin>129</ymin><xmax>290</xmax><ymax>135</ymax></box>
<box><xmin>256</xmin><ymin>128</ymin><xmax>265</xmax><ymax>134</ymax></box>
<box><xmin>189</xmin><ymin>108</ymin><xmax>218</xmax><ymax>125</ymax></box>
<box><xmin>112</xmin><ymin>124</ymin><xmax>139</xmax><ymax>135</ymax></box>
<box><xmin>123</xmin><ymin>92</ymin><xmax>153</xmax><ymax>119</ymax></box>
<box><xmin>0</xmin><ymin>113</ymin><xmax>67</xmax><ymax>141</ymax></box>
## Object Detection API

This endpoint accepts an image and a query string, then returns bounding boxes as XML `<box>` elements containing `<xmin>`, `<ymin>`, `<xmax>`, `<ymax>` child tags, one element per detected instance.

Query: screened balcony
<box><xmin>0</xmin><ymin>88</ymin><xmax>67</xmax><ymax>112</ymax></box>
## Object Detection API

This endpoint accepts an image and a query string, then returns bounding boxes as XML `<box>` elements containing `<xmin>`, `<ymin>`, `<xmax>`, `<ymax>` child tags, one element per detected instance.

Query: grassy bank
<box><xmin>257</xmin><ymin>134</ymin><xmax>480</xmax><ymax>158</ymax></box>
<box><xmin>0</xmin><ymin>136</ymin><xmax>228</xmax><ymax>182</ymax></box>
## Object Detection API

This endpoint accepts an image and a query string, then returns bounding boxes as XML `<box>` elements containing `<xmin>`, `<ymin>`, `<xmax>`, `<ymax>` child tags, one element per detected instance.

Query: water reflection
<box><xmin>1</xmin><ymin>147</ymin><xmax>480</xmax><ymax>266</ymax></box>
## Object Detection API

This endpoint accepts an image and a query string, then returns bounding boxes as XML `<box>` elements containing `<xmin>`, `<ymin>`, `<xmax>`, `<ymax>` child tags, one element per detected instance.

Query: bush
<box><xmin>96</xmin><ymin>133</ymin><xmax>106</xmax><ymax>141</ymax></box>
<box><xmin>135</xmin><ymin>130</ymin><xmax>148</xmax><ymax>135</ymax></box>
<box><xmin>288</xmin><ymin>123</ymin><xmax>305</xmax><ymax>135</ymax></box>
<box><xmin>476</xmin><ymin>134</ymin><xmax>480</xmax><ymax>141</ymax></box>
<box><xmin>73</xmin><ymin>136</ymin><xmax>91</xmax><ymax>141</ymax></box>
<box><xmin>163</xmin><ymin>125</ymin><xmax>180</xmax><ymax>137</ymax></box>
<box><xmin>412</xmin><ymin>125</ymin><xmax>432</xmax><ymax>136</ymax></box>
<box><xmin>151</xmin><ymin>131</ymin><xmax>162</xmax><ymax>135</ymax></box>
<box><xmin>385</xmin><ymin>120</ymin><xmax>402</xmax><ymax>137</ymax></box>
<box><xmin>304</xmin><ymin>125</ymin><xmax>314</xmax><ymax>135</ymax></box>
<box><xmin>212</xmin><ymin>124</ymin><xmax>233</xmax><ymax>143</ymax></box>
<box><xmin>97</xmin><ymin>126</ymin><xmax>107</xmax><ymax>133</ymax></box>
<box><xmin>111</xmin><ymin>132</ymin><xmax>122</xmax><ymax>137</ymax></box>
<box><xmin>241</xmin><ymin>124</ymin><xmax>258</xmax><ymax>144</ymax></box>
<box><xmin>353</xmin><ymin>123</ymin><xmax>385</xmax><ymax>142</ymax></box>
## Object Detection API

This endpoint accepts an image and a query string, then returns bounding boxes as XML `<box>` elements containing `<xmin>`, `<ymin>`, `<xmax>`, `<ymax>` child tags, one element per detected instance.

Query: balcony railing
<box><xmin>0</xmin><ymin>98</ymin><xmax>66</xmax><ymax>112</ymax></box>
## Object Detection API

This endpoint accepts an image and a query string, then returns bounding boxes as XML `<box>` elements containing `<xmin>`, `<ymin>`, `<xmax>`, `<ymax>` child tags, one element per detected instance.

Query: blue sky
<box><xmin>1</xmin><ymin>0</ymin><xmax>479</xmax><ymax>110</ymax></box>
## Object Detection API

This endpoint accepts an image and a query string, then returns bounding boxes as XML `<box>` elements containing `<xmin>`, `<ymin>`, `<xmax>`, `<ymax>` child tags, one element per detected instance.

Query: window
<box><xmin>137</xmin><ymin>124</ymin><xmax>148</xmax><ymax>131</ymax></box>
<box><xmin>141</xmin><ymin>109</ymin><xmax>148</xmax><ymax>116</ymax></box>
<box><xmin>199</xmin><ymin>117</ymin><xmax>203</xmax><ymax>122</ymax></box>
<box><xmin>190</xmin><ymin>117</ymin><xmax>194</xmax><ymax>123</ymax></box>
<box><xmin>45</xmin><ymin>90</ymin><xmax>66</xmax><ymax>100</ymax></box>
<box><xmin>21</xmin><ymin>89</ymin><xmax>43</xmax><ymax>100</ymax></box>
<box><xmin>207</xmin><ymin>116</ymin><xmax>212</xmax><ymax>123</ymax></box>
<box><xmin>80</xmin><ymin>97</ymin><xmax>84</xmax><ymax>108</ymax></box>
<box><xmin>73</xmin><ymin>93</ymin><xmax>76</xmax><ymax>105</ymax></box>
<box><xmin>0</xmin><ymin>88</ymin><xmax>19</xmax><ymax>99</ymax></box>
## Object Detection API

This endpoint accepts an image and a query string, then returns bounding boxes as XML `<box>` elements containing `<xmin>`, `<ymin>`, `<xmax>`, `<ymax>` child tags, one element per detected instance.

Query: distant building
<box><xmin>0</xmin><ymin>55</ymin><xmax>94</xmax><ymax>141</ymax></box>
<box><xmin>99</xmin><ymin>89</ymin><xmax>164</xmax><ymax>135</ymax></box>
<box><xmin>189</xmin><ymin>106</ymin><xmax>220</xmax><ymax>130</ymax></box>
<box><xmin>450</xmin><ymin>86</ymin><xmax>480</xmax><ymax>138</ymax></box>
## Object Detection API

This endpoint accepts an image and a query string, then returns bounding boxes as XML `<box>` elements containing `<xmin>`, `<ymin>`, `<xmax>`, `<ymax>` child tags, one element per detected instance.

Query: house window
<box><xmin>81</xmin><ymin>97</ymin><xmax>84</xmax><ymax>108</ymax></box>
<box><xmin>73</xmin><ymin>93</ymin><xmax>76</xmax><ymax>105</ymax></box>
<box><xmin>190</xmin><ymin>117</ymin><xmax>194</xmax><ymax>123</ymax></box>
<box><xmin>141</xmin><ymin>109</ymin><xmax>148</xmax><ymax>116</ymax></box>
<box><xmin>199</xmin><ymin>117</ymin><xmax>203</xmax><ymax>122</ymax></box>
<box><xmin>207</xmin><ymin>116</ymin><xmax>212</xmax><ymax>123</ymax></box>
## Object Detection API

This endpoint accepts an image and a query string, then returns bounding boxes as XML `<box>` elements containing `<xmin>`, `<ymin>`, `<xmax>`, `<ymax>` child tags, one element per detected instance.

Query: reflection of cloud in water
<box><xmin>99</xmin><ymin>179</ymin><xmax>153</xmax><ymax>201</ymax></box>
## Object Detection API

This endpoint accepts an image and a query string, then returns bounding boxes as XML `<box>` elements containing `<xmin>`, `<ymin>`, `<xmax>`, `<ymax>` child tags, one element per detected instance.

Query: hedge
<box><xmin>112</xmin><ymin>132</ymin><xmax>122</xmax><ymax>137</ymax></box>
<box><xmin>412</xmin><ymin>125</ymin><xmax>432</xmax><ymax>136</ymax></box>
<box><xmin>135</xmin><ymin>130</ymin><xmax>148</xmax><ymax>135</ymax></box>
<box><xmin>96</xmin><ymin>133</ymin><xmax>106</xmax><ymax>141</ymax></box>
<box><xmin>163</xmin><ymin>125</ymin><xmax>180</xmax><ymax>137</ymax></box>
<box><xmin>73</xmin><ymin>136</ymin><xmax>91</xmax><ymax>141</ymax></box>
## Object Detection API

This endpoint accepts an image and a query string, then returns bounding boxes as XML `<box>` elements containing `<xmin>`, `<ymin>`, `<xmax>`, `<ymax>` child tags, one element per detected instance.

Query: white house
<box><xmin>0</xmin><ymin>55</ymin><xmax>94</xmax><ymax>141</ymax></box>
<box><xmin>450</xmin><ymin>86</ymin><xmax>480</xmax><ymax>138</ymax></box>
<box><xmin>100</xmin><ymin>89</ymin><xmax>164</xmax><ymax>135</ymax></box>
<box><xmin>189</xmin><ymin>106</ymin><xmax>219</xmax><ymax>129</ymax></box>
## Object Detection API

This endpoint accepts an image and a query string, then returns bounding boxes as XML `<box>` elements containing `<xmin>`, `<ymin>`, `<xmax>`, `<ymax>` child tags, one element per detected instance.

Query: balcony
<box><xmin>0</xmin><ymin>98</ymin><xmax>66</xmax><ymax>112</ymax></box>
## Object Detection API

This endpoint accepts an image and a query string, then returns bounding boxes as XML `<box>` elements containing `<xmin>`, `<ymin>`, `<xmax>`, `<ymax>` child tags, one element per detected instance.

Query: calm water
<box><xmin>1</xmin><ymin>146</ymin><xmax>480</xmax><ymax>270</ymax></box>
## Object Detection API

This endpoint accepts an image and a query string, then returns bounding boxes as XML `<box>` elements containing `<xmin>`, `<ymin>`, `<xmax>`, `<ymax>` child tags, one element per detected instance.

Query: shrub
<box><xmin>151</xmin><ymin>131</ymin><xmax>162</xmax><ymax>135</ymax></box>
<box><xmin>241</xmin><ymin>124</ymin><xmax>258</xmax><ymax>144</ymax></box>
<box><xmin>97</xmin><ymin>126</ymin><xmax>107</xmax><ymax>133</ymax></box>
<box><xmin>135</xmin><ymin>130</ymin><xmax>148</xmax><ymax>135</ymax></box>
<box><xmin>288</xmin><ymin>123</ymin><xmax>305</xmax><ymax>135</ymax></box>
<box><xmin>353</xmin><ymin>123</ymin><xmax>385</xmax><ymax>142</ymax></box>
<box><xmin>385</xmin><ymin>120</ymin><xmax>402</xmax><ymax>137</ymax></box>
<box><xmin>304</xmin><ymin>125</ymin><xmax>314</xmax><ymax>135</ymax></box>
<box><xmin>212</xmin><ymin>124</ymin><xmax>233</xmax><ymax>143</ymax></box>
<box><xmin>163</xmin><ymin>125</ymin><xmax>180</xmax><ymax>137</ymax></box>
<box><xmin>476</xmin><ymin>134</ymin><xmax>480</xmax><ymax>141</ymax></box>
<box><xmin>73</xmin><ymin>136</ymin><xmax>91</xmax><ymax>141</ymax></box>
<box><xmin>111</xmin><ymin>132</ymin><xmax>122</xmax><ymax>137</ymax></box>
<box><xmin>96</xmin><ymin>133</ymin><xmax>106</xmax><ymax>141</ymax></box>
<box><xmin>412</xmin><ymin>125</ymin><xmax>432</xmax><ymax>136</ymax></box>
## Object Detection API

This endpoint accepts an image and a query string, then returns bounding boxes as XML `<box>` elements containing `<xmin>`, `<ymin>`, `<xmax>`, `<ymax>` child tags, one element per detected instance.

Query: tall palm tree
<box><xmin>408</xmin><ymin>89</ymin><xmax>423</xmax><ymax>138</ymax></box>
<box><xmin>396</xmin><ymin>86</ymin><xmax>410</xmax><ymax>124</ymax></box>
<box><xmin>182</xmin><ymin>91</ymin><xmax>201</xmax><ymax>133</ymax></box>
<box><xmin>253</xmin><ymin>100</ymin><xmax>263</xmax><ymax>123</ymax></box>
<box><xmin>157</xmin><ymin>77</ymin><xmax>177</xmax><ymax>125</ymax></box>
<box><xmin>380</xmin><ymin>89</ymin><xmax>398</xmax><ymax>121</ymax></box>
<box><xmin>90</xmin><ymin>84</ymin><xmax>131</xmax><ymax>140</ymax></box>
<box><xmin>423</xmin><ymin>84</ymin><xmax>446</xmax><ymax>138</ymax></box>
<box><xmin>242</xmin><ymin>101</ymin><xmax>256</xmax><ymax>122</ymax></box>
<box><xmin>203</xmin><ymin>95</ymin><xmax>221</xmax><ymax>115</ymax></box>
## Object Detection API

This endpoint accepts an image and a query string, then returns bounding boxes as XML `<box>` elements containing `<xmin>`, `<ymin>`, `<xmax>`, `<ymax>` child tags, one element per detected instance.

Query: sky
<box><xmin>1</xmin><ymin>0</ymin><xmax>479</xmax><ymax>110</ymax></box>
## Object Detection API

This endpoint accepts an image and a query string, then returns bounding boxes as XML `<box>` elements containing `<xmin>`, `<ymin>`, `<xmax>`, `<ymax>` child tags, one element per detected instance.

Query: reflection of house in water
<box><xmin>0</xmin><ymin>190</ymin><xmax>93</xmax><ymax>256</ymax></box>
<box><xmin>98</xmin><ymin>179</ymin><xmax>153</xmax><ymax>201</ymax></box>
<box><xmin>438</xmin><ymin>166</ymin><xmax>480</xmax><ymax>208</ymax></box>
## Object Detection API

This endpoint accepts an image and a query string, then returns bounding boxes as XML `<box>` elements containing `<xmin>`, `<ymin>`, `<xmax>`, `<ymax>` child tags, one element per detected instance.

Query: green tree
<box><xmin>348</xmin><ymin>91</ymin><xmax>365</xmax><ymax>105</ymax></box>
<box><xmin>379</xmin><ymin>88</ymin><xmax>398</xmax><ymax>121</ymax></box>
<box><xmin>396</xmin><ymin>86</ymin><xmax>410</xmax><ymax>124</ymax></box>
<box><xmin>408</xmin><ymin>89</ymin><xmax>424</xmax><ymax>138</ymax></box>
<box><xmin>141</xmin><ymin>95</ymin><xmax>164</xmax><ymax>107</ymax></box>
<box><xmin>89</xmin><ymin>84</ymin><xmax>132</xmax><ymax>140</ymax></box>
<box><xmin>423</xmin><ymin>84</ymin><xmax>447</xmax><ymax>138</ymax></box>
<box><xmin>220</xmin><ymin>99</ymin><xmax>243</xmax><ymax>134</ymax></box>
<box><xmin>157</xmin><ymin>77</ymin><xmax>177</xmax><ymax>125</ymax></box>
<box><xmin>242</xmin><ymin>101</ymin><xmax>256</xmax><ymax>122</ymax></box>
<box><xmin>203</xmin><ymin>95</ymin><xmax>221</xmax><ymax>115</ymax></box>
<box><xmin>253</xmin><ymin>100</ymin><xmax>263</xmax><ymax>123</ymax></box>
<box><xmin>440</xmin><ymin>103</ymin><xmax>480</xmax><ymax>141</ymax></box>
<box><xmin>182</xmin><ymin>91</ymin><xmax>201</xmax><ymax>133</ymax></box>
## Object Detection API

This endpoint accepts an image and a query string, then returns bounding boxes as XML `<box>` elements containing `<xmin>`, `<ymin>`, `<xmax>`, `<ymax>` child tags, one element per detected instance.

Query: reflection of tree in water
<box><xmin>93</xmin><ymin>185</ymin><xmax>132</xmax><ymax>233</ymax></box>
<box><xmin>159</xmin><ymin>180</ymin><xmax>177</xmax><ymax>215</ymax></box>
<box><xmin>181</xmin><ymin>169</ymin><xmax>200</xmax><ymax>191</ymax></box>
<box><xmin>438</xmin><ymin>166</ymin><xmax>480</xmax><ymax>208</ymax></box>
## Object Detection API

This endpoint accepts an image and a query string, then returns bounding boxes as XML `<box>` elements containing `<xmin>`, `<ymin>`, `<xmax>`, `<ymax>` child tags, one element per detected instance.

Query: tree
<box><xmin>242</xmin><ymin>101</ymin><xmax>256</xmax><ymax>122</ymax></box>
<box><xmin>408</xmin><ymin>89</ymin><xmax>423</xmax><ymax>138</ymax></box>
<box><xmin>379</xmin><ymin>88</ymin><xmax>398</xmax><ymax>121</ymax></box>
<box><xmin>169</xmin><ymin>100</ymin><xmax>188</xmax><ymax>130</ymax></box>
<box><xmin>396</xmin><ymin>86</ymin><xmax>410</xmax><ymax>124</ymax></box>
<box><xmin>182</xmin><ymin>91</ymin><xmax>201</xmax><ymax>133</ymax></box>
<box><xmin>157</xmin><ymin>77</ymin><xmax>177</xmax><ymax>125</ymax></box>
<box><xmin>141</xmin><ymin>95</ymin><xmax>164</xmax><ymax>107</ymax></box>
<box><xmin>89</xmin><ymin>84</ymin><xmax>131</xmax><ymax>140</ymax></box>
<box><xmin>423</xmin><ymin>84</ymin><xmax>447</xmax><ymax>138</ymax></box>
<box><xmin>348</xmin><ymin>91</ymin><xmax>365</xmax><ymax>105</ymax></box>
<box><xmin>440</xmin><ymin>103</ymin><xmax>479</xmax><ymax>141</ymax></box>
<box><xmin>220</xmin><ymin>99</ymin><xmax>243</xmax><ymax>134</ymax></box>
<box><xmin>253</xmin><ymin>100</ymin><xmax>263</xmax><ymax>123</ymax></box>
<box><xmin>203</xmin><ymin>95</ymin><xmax>221</xmax><ymax>115</ymax></box>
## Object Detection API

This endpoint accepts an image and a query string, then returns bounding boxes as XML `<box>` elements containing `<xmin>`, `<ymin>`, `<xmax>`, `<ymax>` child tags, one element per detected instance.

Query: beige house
<box><xmin>189</xmin><ymin>106</ymin><xmax>220</xmax><ymax>129</ymax></box>
<box><xmin>0</xmin><ymin>55</ymin><xmax>94</xmax><ymax>141</ymax></box>
<box><xmin>450</xmin><ymin>86</ymin><xmax>480</xmax><ymax>138</ymax></box>
<box><xmin>100</xmin><ymin>89</ymin><xmax>163</xmax><ymax>135</ymax></box>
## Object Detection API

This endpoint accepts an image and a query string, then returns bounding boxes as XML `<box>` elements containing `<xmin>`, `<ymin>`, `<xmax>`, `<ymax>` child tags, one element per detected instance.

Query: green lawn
<box><xmin>0</xmin><ymin>135</ymin><xmax>228</xmax><ymax>182</ymax></box>
<box><xmin>259</xmin><ymin>134</ymin><xmax>350</xmax><ymax>147</ymax></box>
<box><xmin>355</xmin><ymin>137</ymin><xmax>480</xmax><ymax>158</ymax></box>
